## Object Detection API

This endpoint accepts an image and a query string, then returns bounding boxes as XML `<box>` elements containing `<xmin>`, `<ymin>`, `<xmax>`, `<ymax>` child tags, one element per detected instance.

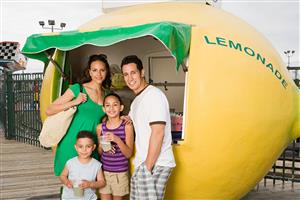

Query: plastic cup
<box><xmin>99</xmin><ymin>135</ymin><xmax>112</xmax><ymax>152</ymax></box>
<box><xmin>72</xmin><ymin>180</ymin><xmax>84</xmax><ymax>197</ymax></box>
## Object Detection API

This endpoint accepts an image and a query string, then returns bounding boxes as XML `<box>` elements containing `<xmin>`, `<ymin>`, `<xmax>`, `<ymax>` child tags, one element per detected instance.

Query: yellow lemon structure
<box><xmin>22</xmin><ymin>2</ymin><xmax>300</xmax><ymax>200</ymax></box>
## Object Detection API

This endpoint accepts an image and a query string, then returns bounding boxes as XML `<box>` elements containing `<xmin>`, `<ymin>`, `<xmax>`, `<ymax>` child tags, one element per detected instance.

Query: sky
<box><xmin>1</xmin><ymin>0</ymin><xmax>101</xmax><ymax>72</ymax></box>
<box><xmin>1</xmin><ymin>0</ymin><xmax>299</xmax><ymax>73</ymax></box>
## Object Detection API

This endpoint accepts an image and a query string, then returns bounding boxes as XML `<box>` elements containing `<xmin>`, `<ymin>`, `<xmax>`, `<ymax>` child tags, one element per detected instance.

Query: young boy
<box><xmin>59</xmin><ymin>131</ymin><xmax>105</xmax><ymax>200</ymax></box>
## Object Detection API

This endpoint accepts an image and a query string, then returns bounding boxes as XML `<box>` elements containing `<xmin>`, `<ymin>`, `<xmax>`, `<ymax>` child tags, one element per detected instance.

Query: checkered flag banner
<box><xmin>0</xmin><ymin>41</ymin><xmax>27</xmax><ymax>71</ymax></box>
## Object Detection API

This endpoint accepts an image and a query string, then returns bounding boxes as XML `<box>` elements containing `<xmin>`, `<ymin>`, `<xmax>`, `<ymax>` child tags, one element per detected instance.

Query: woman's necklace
<box><xmin>85</xmin><ymin>85</ymin><xmax>103</xmax><ymax>104</ymax></box>
<box><xmin>85</xmin><ymin>85</ymin><xmax>99</xmax><ymax>92</ymax></box>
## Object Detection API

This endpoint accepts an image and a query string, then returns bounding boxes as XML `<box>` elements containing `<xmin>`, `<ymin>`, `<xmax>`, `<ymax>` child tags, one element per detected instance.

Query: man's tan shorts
<box><xmin>99</xmin><ymin>171</ymin><xmax>129</xmax><ymax>196</ymax></box>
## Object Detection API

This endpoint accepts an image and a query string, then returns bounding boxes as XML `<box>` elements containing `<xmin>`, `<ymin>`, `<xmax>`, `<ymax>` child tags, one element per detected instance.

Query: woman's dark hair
<box><xmin>79</xmin><ymin>54</ymin><xmax>112</xmax><ymax>89</ymax></box>
<box><xmin>121</xmin><ymin>55</ymin><xmax>143</xmax><ymax>72</ymax></box>
<box><xmin>76</xmin><ymin>130</ymin><xmax>95</xmax><ymax>144</ymax></box>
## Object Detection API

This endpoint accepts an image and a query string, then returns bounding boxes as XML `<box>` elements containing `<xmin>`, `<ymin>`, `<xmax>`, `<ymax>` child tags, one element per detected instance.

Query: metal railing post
<box><xmin>6</xmin><ymin>72</ymin><xmax>15</xmax><ymax>139</ymax></box>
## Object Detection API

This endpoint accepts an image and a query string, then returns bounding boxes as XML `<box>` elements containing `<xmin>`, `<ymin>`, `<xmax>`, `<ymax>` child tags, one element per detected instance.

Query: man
<box><xmin>121</xmin><ymin>55</ymin><xmax>176</xmax><ymax>200</ymax></box>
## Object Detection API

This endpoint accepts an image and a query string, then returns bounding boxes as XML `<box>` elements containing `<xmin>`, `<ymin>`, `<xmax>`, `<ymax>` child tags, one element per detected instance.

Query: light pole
<box><xmin>284</xmin><ymin>50</ymin><xmax>295</xmax><ymax>67</ymax></box>
<box><xmin>285</xmin><ymin>50</ymin><xmax>299</xmax><ymax>87</ymax></box>
<box><xmin>38</xmin><ymin>20</ymin><xmax>66</xmax><ymax>32</ymax></box>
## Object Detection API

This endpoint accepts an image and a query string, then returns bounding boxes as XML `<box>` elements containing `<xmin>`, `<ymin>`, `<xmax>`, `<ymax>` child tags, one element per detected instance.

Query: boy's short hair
<box><xmin>76</xmin><ymin>131</ymin><xmax>95</xmax><ymax>143</ymax></box>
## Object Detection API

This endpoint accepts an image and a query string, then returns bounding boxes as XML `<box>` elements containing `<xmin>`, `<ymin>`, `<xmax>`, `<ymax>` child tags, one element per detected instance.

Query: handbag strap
<box><xmin>80</xmin><ymin>84</ymin><xmax>83</xmax><ymax>93</ymax></box>
<box><xmin>74</xmin><ymin>84</ymin><xmax>83</xmax><ymax>108</ymax></box>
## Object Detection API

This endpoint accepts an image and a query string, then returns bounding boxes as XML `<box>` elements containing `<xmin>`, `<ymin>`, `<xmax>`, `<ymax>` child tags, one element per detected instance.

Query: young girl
<box><xmin>59</xmin><ymin>131</ymin><xmax>106</xmax><ymax>200</ymax></box>
<box><xmin>97</xmin><ymin>93</ymin><xmax>134</xmax><ymax>200</ymax></box>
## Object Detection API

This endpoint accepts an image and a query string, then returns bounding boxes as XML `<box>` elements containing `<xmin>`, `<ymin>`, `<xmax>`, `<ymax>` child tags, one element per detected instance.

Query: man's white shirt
<box><xmin>129</xmin><ymin>85</ymin><xmax>176</xmax><ymax>169</ymax></box>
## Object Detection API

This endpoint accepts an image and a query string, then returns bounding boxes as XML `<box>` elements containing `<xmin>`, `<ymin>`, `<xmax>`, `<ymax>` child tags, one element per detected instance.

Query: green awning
<box><xmin>22</xmin><ymin>21</ymin><xmax>191</xmax><ymax>70</ymax></box>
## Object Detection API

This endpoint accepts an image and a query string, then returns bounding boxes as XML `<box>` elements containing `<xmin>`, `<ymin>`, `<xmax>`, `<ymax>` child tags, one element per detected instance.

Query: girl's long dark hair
<box><xmin>103</xmin><ymin>93</ymin><xmax>124</xmax><ymax>106</ymax></box>
<box><xmin>79</xmin><ymin>54</ymin><xmax>112</xmax><ymax>89</ymax></box>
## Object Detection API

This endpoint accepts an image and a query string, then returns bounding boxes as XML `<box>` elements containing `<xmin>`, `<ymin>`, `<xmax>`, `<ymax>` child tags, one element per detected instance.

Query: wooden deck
<box><xmin>1</xmin><ymin>130</ymin><xmax>299</xmax><ymax>200</ymax></box>
<box><xmin>0</xmin><ymin>134</ymin><xmax>61</xmax><ymax>200</ymax></box>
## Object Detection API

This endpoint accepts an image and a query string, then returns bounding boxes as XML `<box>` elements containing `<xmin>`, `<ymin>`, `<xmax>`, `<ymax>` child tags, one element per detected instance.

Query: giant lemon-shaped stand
<box><xmin>39</xmin><ymin>3</ymin><xmax>300</xmax><ymax>200</ymax></box>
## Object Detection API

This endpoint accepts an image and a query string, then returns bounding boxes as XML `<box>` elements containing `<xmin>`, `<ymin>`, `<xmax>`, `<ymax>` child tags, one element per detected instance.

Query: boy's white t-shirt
<box><xmin>129</xmin><ymin>85</ymin><xmax>176</xmax><ymax>169</ymax></box>
<box><xmin>62</xmin><ymin>157</ymin><xmax>102</xmax><ymax>200</ymax></box>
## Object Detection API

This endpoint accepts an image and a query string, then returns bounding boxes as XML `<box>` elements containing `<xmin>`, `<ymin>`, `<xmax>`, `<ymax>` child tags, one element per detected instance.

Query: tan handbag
<box><xmin>39</xmin><ymin>85</ymin><xmax>82</xmax><ymax>147</ymax></box>
<box><xmin>39</xmin><ymin>106</ymin><xmax>77</xmax><ymax>147</ymax></box>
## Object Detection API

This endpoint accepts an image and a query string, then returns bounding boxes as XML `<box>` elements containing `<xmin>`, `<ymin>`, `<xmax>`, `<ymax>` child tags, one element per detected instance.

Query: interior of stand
<box><xmin>66</xmin><ymin>35</ymin><xmax>187</xmax><ymax>142</ymax></box>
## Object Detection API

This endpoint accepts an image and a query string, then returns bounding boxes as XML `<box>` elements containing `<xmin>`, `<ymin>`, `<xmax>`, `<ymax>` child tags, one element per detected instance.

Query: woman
<box><xmin>46</xmin><ymin>54</ymin><xmax>111</xmax><ymax>176</ymax></box>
